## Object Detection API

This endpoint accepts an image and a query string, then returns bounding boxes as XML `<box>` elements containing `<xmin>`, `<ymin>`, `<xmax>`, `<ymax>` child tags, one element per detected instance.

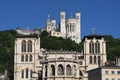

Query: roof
<box><xmin>83</xmin><ymin>34</ymin><xmax>104</xmax><ymax>41</ymax></box>
<box><xmin>16</xmin><ymin>34</ymin><xmax>39</xmax><ymax>38</ymax></box>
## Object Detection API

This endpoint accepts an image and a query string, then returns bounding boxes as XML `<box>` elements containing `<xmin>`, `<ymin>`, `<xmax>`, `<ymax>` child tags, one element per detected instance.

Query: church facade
<box><xmin>46</xmin><ymin>11</ymin><xmax>81</xmax><ymax>43</ymax></box>
<box><xmin>14</xmin><ymin>29</ymin><xmax>107</xmax><ymax>80</ymax></box>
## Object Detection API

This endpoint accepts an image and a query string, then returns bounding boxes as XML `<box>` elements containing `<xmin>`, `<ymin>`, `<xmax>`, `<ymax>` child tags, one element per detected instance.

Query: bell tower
<box><xmin>83</xmin><ymin>34</ymin><xmax>107</xmax><ymax>71</ymax></box>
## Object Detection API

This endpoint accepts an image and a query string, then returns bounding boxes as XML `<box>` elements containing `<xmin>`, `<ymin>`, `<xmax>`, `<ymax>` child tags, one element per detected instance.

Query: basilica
<box><xmin>14</xmin><ymin>11</ymin><xmax>107</xmax><ymax>80</ymax></box>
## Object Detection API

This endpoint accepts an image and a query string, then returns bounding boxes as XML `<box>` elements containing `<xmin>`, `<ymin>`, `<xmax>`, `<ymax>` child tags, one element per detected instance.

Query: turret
<box><xmin>60</xmin><ymin>11</ymin><xmax>66</xmax><ymax>38</ymax></box>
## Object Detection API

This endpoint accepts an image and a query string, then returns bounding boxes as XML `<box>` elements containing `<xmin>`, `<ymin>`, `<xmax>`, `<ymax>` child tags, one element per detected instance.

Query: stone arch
<box><xmin>58</xmin><ymin>64</ymin><xmax>64</xmax><ymax>75</ymax></box>
<box><xmin>51</xmin><ymin>65</ymin><xmax>55</xmax><ymax>75</ymax></box>
<box><xmin>66</xmin><ymin>64</ymin><xmax>71</xmax><ymax>75</ymax></box>
<box><xmin>28</xmin><ymin>40</ymin><xmax>32</xmax><ymax>52</ymax></box>
<box><xmin>21</xmin><ymin>40</ymin><xmax>26</xmax><ymax>52</ymax></box>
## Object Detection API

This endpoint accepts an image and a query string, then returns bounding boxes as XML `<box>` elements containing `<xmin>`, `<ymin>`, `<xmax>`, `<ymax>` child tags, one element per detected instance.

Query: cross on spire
<box><xmin>91</xmin><ymin>27</ymin><xmax>95</xmax><ymax>34</ymax></box>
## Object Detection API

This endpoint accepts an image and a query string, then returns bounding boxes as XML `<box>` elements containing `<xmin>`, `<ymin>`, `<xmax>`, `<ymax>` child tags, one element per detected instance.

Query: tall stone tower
<box><xmin>14</xmin><ymin>34</ymin><xmax>41</xmax><ymax>80</ymax></box>
<box><xmin>60</xmin><ymin>11</ymin><xmax>66</xmax><ymax>38</ymax></box>
<box><xmin>83</xmin><ymin>34</ymin><xmax>107</xmax><ymax>71</ymax></box>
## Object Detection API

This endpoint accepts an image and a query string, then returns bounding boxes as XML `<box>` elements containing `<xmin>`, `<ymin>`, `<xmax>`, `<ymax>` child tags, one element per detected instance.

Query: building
<box><xmin>46</xmin><ymin>11</ymin><xmax>81</xmax><ymax>43</ymax></box>
<box><xmin>14</xmin><ymin>28</ymin><xmax>107</xmax><ymax>80</ymax></box>
<box><xmin>88</xmin><ymin>66</ymin><xmax>120</xmax><ymax>80</ymax></box>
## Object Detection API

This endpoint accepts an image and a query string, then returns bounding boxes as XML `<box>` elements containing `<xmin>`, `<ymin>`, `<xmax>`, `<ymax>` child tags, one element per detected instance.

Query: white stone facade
<box><xmin>46</xmin><ymin>11</ymin><xmax>81</xmax><ymax>43</ymax></box>
<box><xmin>14</xmin><ymin>29</ymin><xmax>107</xmax><ymax>80</ymax></box>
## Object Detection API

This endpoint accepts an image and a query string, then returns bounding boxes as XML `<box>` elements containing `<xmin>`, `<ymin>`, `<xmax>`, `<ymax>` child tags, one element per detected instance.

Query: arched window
<box><xmin>89</xmin><ymin>42</ymin><xmax>92</xmax><ymax>53</ymax></box>
<box><xmin>26</xmin><ymin>68</ymin><xmax>28</xmax><ymax>78</ymax></box>
<box><xmin>98</xmin><ymin>43</ymin><xmax>100</xmax><ymax>53</ymax></box>
<box><xmin>94</xmin><ymin>56</ymin><xmax>96</xmax><ymax>64</ymax></box>
<box><xmin>89</xmin><ymin>56</ymin><xmax>92</xmax><ymax>64</ymax></box>
<box><xmin>30</xmin><ymin>55</ymin><xmax>32</xmax><ymax>62</ymax></box>
<box><xmin>25</xmin><ymin>55</ymin><xmax>28</xmax><ymax>62</ymax></box>
<box><xmin>22</xmin><ymin>40</ymin><xmax>26</xmax><ymax>52</ymax></box>
<box><xmin>95</xmin><ymin>42</ymin><xmax>98</xmax><ymax>53</ymax></box>
<box><xmin>45</xmin><ymin>65</ymin><xmax>47</xmax><ymax>77</ymax></box>
<box><xmin>22</xmin><ymin>69</ymin><xmax>24</xmax><ymax>78</ymax></box>
<box><xmin>58</xmin><ymin>64</ymin><xmax>64</xmax><ymax>75</ymax></box>
<box><xmin>89</xmin><ymin>41</ymin><xmax>94</xmax><ymax>54</ymax></box>
<box><xmin>79</xmin><ymin>71</ymin><xmax>83</xmax><ymax>76</ymax></box>
<box><xmin>21</xmin><ymin>55</ymin><xmax>24</xmax><ymax>62</ymax></box>
<box><xmin>95</xmin><ymin>41</ymin><xmax>100</xmax><ymax>54</ymax></box>
<box><xmin>66</xmin><ymin>65</ymin><xmax>71</xmax><ymax>75</ymax></box>
<box><xmin>92</xmin><ymin>42</ymin><xmax>94</xmax><ymax>53</ymax></box>
<box><xmin>51</xmin><ymin>65</ymin><xmax>55</xmax><ymax>75</ymax></box>
<box><xmin>28</xmin><ymin>40</ymin><xmax>32</xmax><ymax>52</ymax></box>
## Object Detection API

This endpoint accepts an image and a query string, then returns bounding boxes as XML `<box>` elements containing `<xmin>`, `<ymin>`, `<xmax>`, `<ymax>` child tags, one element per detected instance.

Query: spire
<box><xmin>47</xmin><ymin>14</ymin><xmax>50</xmax><ymax>22</ymax></box>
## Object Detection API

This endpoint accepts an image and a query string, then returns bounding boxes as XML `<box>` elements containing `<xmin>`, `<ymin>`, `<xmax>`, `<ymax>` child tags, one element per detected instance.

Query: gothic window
<box><xmin>92</xmin><ymin>42</ymin><xmax>94</xmax><ymax>53</ymax></box>
<box><xmin>95</xmin><ymin>42</ymin><xmax>98</xmax><ymax>53</ymax></box>
<box><xmin>45</xmin><ymin>65</ymin><xmax>47</xmax><ymax>77</ymax></box>
<box><xmin>21</xmin><ymin>40</ymin><xmax>26</xmax><ymax>52</ymax></box>
<box><xmin>89</xmin><ymin>42</ymin><xmax>92</xmax><ymax>53</ymax></box>
<box><xmin>51</xmin><ymin>65</ymin><xmax>55</xmax><ymax>75</ymax></box>
<box><xmin>58</xmin><ymin>64</ymin><xmax>64</xmax><ymax>75</ymax></box>
<box><xmin>98</xmin><ymin>42</ymin><xmax>100</xmax><ymax>53</ymax></box>
<box><xmin>89</xmin><ymin>41</ymin><xmax>94</xmax><ymax>54</ymax></box>
<box><xmin>30</xmin><ymin>55</ymin><xmax>32</xmax><ymax>62</ymax></box>
<box><xmin>94</xmin><ymin>56</ymin><xmax>96</xmax><ymax>64</ymax></box>
<box><xmin>22</xmin><ymin>69</ymin><xmax>24</xmax><ymax>78</ymax></box>
<box><xmin>26</xmin><ymin>68</ymin><xmax>28</xmax><ymax>78</ymax></box>
<box><xmin>66</xmin><ymin>65</ymin><xmax>71</xmax><ymax>75</ymax></box>
<box><xmin>21</xmin><ymin>55</ymin><xmax>24</xmax><ymax>62</ymax></box>
<box><xmin>30</xmin><ymin>70</ymin><xmax>32</xmax><ymax>78</ymax></box>
<box><xmin>95</xmin><ymin>41</ymin><xmax>100</xmax><ymax>53</ymax></box>
<box><xmin>28</xmin><ymin>40</ymin><xmax>32</xmax><ymax>52</ymax></box>
<box><xmin>25</xmin><ymin>55</ymin><xmax>28</xmax><ymax>62</ymax></box>
<box><xmin>89</xmin><ymin>56</ymin><xmax>92</xmax><ymax>64</ymax></box>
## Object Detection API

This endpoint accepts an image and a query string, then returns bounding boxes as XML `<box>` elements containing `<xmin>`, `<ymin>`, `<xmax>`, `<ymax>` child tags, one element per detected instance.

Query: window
<box><xmin>105</xmin><ymin>71</ymin><xmax>109</xmax><ymax>74</ymax></box>
<box><xmin>21</xmin><ymin>55</ymin><xmax>24</xmax><ymax>62</ymax></box>
<box><xmin>95</xmin><ymin>41</ymin><xmax>100</xmax><ymax>53</ymax></box>
<box><xmin>30</xmin><ymin>70</ymin><xmax>32</xmax><ymax>78</ymax></box>
<box><xmin>25</xmin><ymin>55</ymin><xmax>28</xmax><ymax>62</ymax></box>
<box><xmin>79</xmin><ymin>71</ymin><xmax>83</xmax><ymax>76</ymax></box>
<box><xmin>58</xmin><ymin>64</ymin><xmax>64</xmax><ymax>75</ymax></box>
<box><xmin>22</xmin><ymin>69</ymin><xmax>24</xmax><ymax>78</ymax></box>
<box><xmin>66</xmin><ymin>65</ymin><xmax>71</xmax><ymax>75</ymax></box>
<box><xmin>30</xmin><ymin>55</ymin><xmax>32</xmax><ymax>62</ymax></box>
<box><xmin>94</xmin><ymin>56</ymin><xmax>96</xmax><ymax>64</ymax></box>
<box><xmin>98</xmin><ymin>56</ymin><xmax>101</xmax><ymax>65</ymax></box>
<box><xmin>89</xmin><ymin>41</ymin><xmax>94</xmax><ymax>54</ymax></box>
<box><xmin>28</xmin><ymin>40</ymin><xmax>32</xmax><ymax>52</ymax></box>
<box><xmin>21</xmin><ymin>40</ymin><xmax>26</xmax><ymax>52</ymax></box>
<box><xmin>118</xmin><ymin>71</ymin><xmax>120</xmax><ymax>74</ymax></box>
<box><xmin>26</xmin><ymin>68</ymin><xmax>28</xmax><ymax>78</ymax></box>
<box><xmin>51</xmin><ymin>65</ymin><xmax>55</xmax><ymax>75</ymax></box>
<box><xmin>89</xmin><ymin>56</ymin><xmax>92</xmax><ymax>64</ymax></box>
<box><xmin>111</xmin><ymin>71</ymin><xmax>115</xmax><ymax>74</ymax></box>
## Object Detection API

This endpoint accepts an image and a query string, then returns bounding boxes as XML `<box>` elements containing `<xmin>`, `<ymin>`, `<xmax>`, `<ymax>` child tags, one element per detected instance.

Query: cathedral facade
<box><xmin>14</xmin><ymin>29</ymin><xmax>107</xmax><ymax>80</ymax></box>
<box><xmin>46</xmin><ymin>11</ymin><xmax>81</xmax><ymax>43</ymax></box>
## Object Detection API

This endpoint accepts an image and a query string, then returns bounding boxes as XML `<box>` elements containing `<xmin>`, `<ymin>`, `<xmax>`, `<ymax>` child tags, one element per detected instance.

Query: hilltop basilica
<box><xmin>14</xmin><ymin>11</ymin><xmax>107</xmax><ymax>80</ymax></box>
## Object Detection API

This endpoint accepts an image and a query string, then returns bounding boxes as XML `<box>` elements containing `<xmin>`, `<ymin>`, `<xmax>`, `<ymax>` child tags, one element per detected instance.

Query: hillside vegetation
<box><xmin>0</xmin><ymin>30</ymin><xmax>120</xmax><ymax>77</ymax></box>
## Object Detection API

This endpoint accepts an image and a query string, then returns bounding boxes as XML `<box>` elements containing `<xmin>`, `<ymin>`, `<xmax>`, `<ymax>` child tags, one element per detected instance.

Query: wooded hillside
<box><xmin>0</xmin><ymin>30</ymin><xmax>120</xmax><ymax>77</ymax></box>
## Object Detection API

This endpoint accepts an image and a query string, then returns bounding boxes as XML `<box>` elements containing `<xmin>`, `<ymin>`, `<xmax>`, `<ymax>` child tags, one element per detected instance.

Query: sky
<box><xmin>0</xmin><ymin>0</ymin><xmax>120</xmax><ymax>38</ymax></box>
